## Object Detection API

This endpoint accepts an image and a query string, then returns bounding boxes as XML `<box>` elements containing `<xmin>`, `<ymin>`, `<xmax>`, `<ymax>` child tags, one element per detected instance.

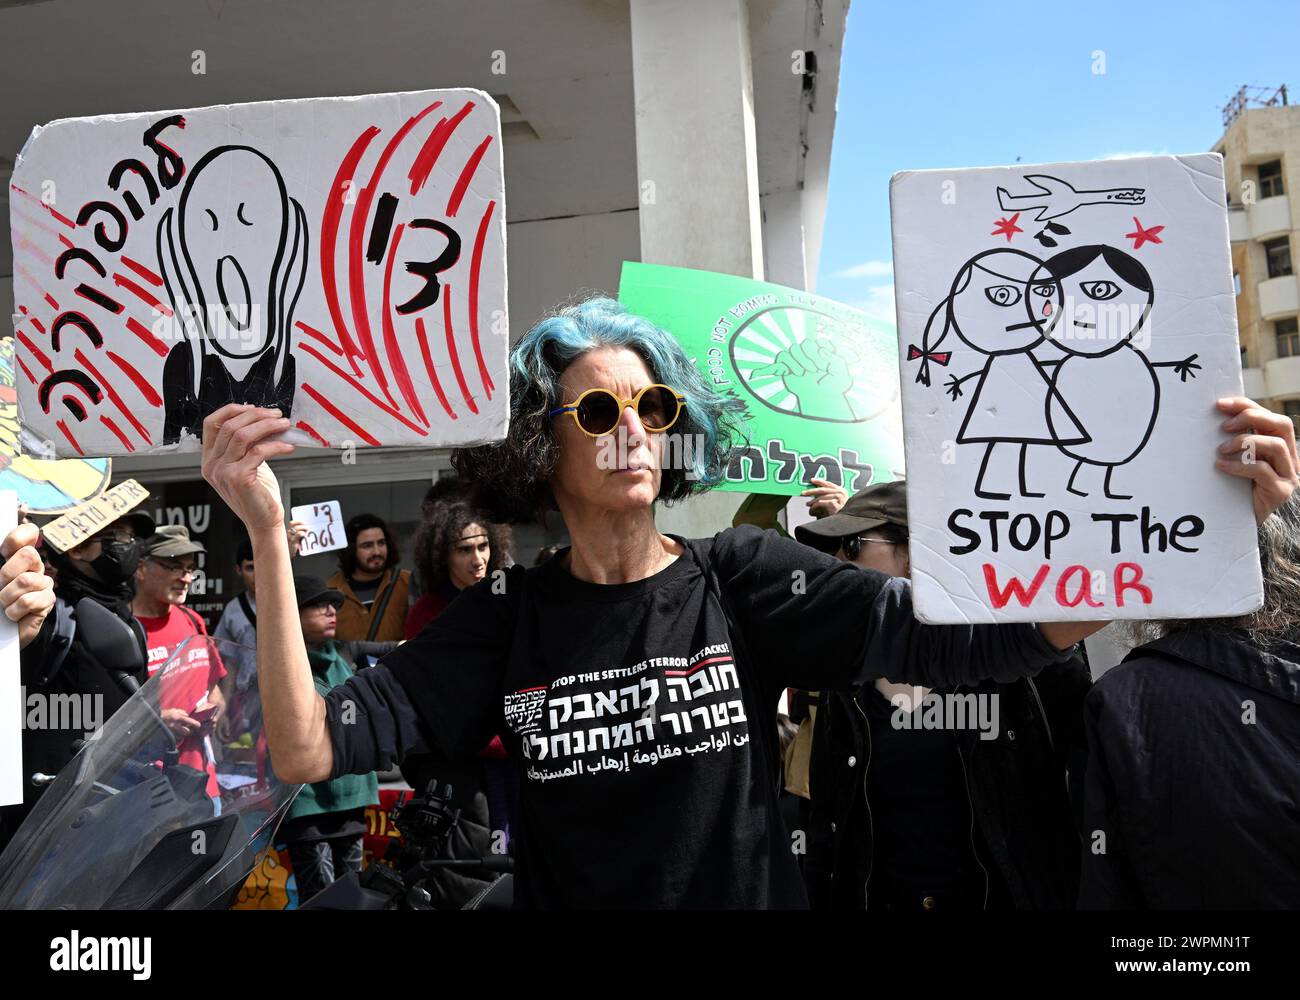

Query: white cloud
<box><xmin>1095</xmin><ymin>150</ymin><xmax>1168</xmax><ymax>160</ymax></box>
<box><xmin>834</xmin><ymin>259</ymin><xmax>893</xmax><ymax>279</ymax></box>
<box><xmin>846</xmin><ymin>282</ymin><xmax>896</xmax><ymax>326</ymax></box>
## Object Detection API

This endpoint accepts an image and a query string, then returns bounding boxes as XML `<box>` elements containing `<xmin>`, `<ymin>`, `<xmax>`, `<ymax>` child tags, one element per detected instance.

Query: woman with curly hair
<box><xmin>198</xmin><ymin>296</ymin><xmax>1290</xmax><ymax>908</ymax></box>
<box><xmin>405</xmin><ymin>500</ymin><xmax>511</xmax><ymax>640</ymax></box>
<box><xmin>395</xmin><ymin>499</ymin><xmax>516</xmax><ymax>906</ymax></box>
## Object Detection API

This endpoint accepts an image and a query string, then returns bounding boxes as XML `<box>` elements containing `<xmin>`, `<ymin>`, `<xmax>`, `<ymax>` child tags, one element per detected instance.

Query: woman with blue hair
<box><xmin>198</xmin><ymin>295</ymin><xmax>1296</xmax><ymax>908</ymax></box>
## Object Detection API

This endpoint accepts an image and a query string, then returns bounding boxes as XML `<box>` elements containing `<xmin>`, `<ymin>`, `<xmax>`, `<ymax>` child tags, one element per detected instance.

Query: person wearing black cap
<box><xmin>797</xmin><ymin>480</ymin><xmax>1092</xmax><ymax>911</ymax></box>
<box><xmin>278</xmin><ymin>576</ymin><xmax>394</xmax><ymax>904</ymax></box>
<box><xmin>0</xmin><ymin>506</ymin><xmax>158</xmax><ymax>851</ymax></box>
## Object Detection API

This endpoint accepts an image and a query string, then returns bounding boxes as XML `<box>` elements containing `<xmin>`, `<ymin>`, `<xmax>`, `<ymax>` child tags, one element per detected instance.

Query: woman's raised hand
<box><xmin>201</xmin><ymin>405</ymin><xmax>295</xmax><ymax>534</ymax></box>
<box><xmin>1215</xmin><ymin>397</ymin><xmax>1299</xmax><ymax>524</ymax></box>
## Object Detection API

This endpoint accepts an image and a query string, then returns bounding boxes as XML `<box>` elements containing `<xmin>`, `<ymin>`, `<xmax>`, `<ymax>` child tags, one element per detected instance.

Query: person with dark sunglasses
<box><xmin>197</xmin><ymin>296</ymin><xmax>1295</xmax><ymax>909</ymax></box>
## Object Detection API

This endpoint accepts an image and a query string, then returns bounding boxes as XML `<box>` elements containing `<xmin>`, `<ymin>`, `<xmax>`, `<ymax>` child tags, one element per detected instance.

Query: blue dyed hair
<box><xmin>453</xmin><ymin>295</ymin><xmax>747</xmax><ymax>523</ymax></box>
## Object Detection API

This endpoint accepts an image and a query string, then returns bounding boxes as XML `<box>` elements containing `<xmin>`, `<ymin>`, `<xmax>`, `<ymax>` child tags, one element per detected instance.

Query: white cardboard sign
<box><xmin>290</xmin><ymin>500</ymin><xmax>346</xmax><ymax>557</ymax></box>
<box><xmin>9</xmin><ymin>89</ymin><xmax>508</xmax><ymax>456</ymax></box>
<box><xmin>891</xmin><ymin>153</ymin><xmax>1263</xmax><ymax>623</ymax></box>
<box><xmin>0</xmin><ymin>490</ymin><xmax>22</xmax><ymax>806</ymax></box>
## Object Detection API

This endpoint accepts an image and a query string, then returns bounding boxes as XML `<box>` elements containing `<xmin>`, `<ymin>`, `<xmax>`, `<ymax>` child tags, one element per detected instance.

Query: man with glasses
<box><xmin>132</xmin><ymin>525</ymin><xmax>227</xmax><ymax>804</ymax></box>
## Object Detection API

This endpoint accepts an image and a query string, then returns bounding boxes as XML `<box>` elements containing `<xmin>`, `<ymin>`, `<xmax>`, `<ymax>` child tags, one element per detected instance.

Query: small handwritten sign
<box><xmin>40</xmin><ymin>479</ymin><xmax>150</xmax><ymax>553</ymax></box>
<box><xmin>290</xmin><ymin>501</ymin><xmax>346</xmax><ymax>557</ymax></box>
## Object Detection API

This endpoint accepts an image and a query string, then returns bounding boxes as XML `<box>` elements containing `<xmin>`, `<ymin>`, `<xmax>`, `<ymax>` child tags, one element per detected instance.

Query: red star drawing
<box><xmin>991</xmin><ymin>212</ymin><xmax>1023</xmax><ymax>241</ymax></box>
<box><xmin>1125</xmin><ymin>216</ymin><xmax>1164</xmax><ymax>249</ymax></box>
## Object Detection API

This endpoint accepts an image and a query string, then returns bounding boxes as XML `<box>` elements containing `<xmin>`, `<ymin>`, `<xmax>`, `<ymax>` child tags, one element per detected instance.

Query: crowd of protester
<box><xmin>0</xmin><ymin>294</ymin><xmax>1296</xmax><ymax>909</ymax></box>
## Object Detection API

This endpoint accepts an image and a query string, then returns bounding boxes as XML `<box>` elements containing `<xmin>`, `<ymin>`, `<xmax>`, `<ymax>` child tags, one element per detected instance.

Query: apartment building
<box><xmin>1214</xmin><ymin>93</ymin><xmax>1300</xmax><ymax>428</ymax></box>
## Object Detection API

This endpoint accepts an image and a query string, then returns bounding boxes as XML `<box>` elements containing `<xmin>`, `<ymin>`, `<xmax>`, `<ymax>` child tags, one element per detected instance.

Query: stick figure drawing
<box><xmin>1032</xmin><ymin>244</ymin><xmax>1200</xmax><ymax>499</ymax></box>
<box><xmin>909</xmin><ymin>248</ymin><xmax>1088</xmax><ymax>500</ymax></box>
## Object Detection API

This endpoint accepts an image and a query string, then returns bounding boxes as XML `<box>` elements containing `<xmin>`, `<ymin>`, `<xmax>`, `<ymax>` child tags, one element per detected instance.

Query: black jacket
<box><xmin>1079</xmin><ymin>627</ymin><xmax>1300</xmax><ymax>909</ymax></box>
<box><xmin>0</xmin><ymin>600</ymin><xmax>148</xmax><ymax>852</ymax></box>
<box><xmin>806</xmin><ymin>652</ymin><xmax>1092</xmax><ymax>910</ymax></box>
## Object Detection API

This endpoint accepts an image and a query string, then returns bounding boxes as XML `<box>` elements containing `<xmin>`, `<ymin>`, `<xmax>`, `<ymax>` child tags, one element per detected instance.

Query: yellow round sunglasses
<box><xmin>548</xmin><ymin>384</ymin><xmax>686</xmax><ymax>438</ymax></box>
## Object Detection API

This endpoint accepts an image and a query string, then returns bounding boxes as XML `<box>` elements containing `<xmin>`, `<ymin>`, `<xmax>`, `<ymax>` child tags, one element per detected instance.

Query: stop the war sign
<box><xmin>891</xmin><ymin>154</ymin><xmax>1262</xmax><ymax>623</ymax></box>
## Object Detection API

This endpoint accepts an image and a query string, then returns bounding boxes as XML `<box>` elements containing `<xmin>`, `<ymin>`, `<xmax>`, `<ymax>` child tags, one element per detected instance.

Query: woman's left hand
<box><xmin>0</xmin><ymin>522</ymin><xmax>55</xmax><ymax>649</ymax></box>
<box><xmin>1216</xmin><ymin>397</ymin><xmax>1299</xmax><ymax>524</ymax></box>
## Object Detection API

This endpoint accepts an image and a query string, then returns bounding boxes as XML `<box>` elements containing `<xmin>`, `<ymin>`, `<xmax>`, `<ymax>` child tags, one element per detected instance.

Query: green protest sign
<box><xmin>618</xmin><ymin>262</ymin><xmax>905</xmax><ymax>496</ymax></box>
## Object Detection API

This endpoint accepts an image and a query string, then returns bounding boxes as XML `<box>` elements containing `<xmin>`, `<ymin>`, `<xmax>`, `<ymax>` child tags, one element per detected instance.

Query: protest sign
<box><xmin>9</xmin><ymin>89</ymin><xmax>508</xmax><ymax>457</ymax></box>
<box><xmin>618</xmin><ymin>262</ymin><xmax>905</xmax><ymax>496</ymax></box>
<box><xmin>0</xmin><ymin>490</ymin><xmax>21</xmax><ymax>806</ymax></box>
<box><xmin>891</xmin><ymin>153</ymin><xmax>1262</xmax><ymax>622</ymax></box>
<box><xmin>0</xmin><ymin>338</ymin><xmax>111</xmax><ymax>513</ymax></box>
<box><xmin>290</xmin><ymin>500</ymin><xmax>346</xmax><ymax>556</ymax></box>
<box><xmin>40</xmin><ymin>478</ymin><xmax>149</xmax><ymax>553</ymax></box>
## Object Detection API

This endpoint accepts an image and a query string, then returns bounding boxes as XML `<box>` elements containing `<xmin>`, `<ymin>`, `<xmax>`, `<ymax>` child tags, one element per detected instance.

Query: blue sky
<box><xmin>817</xmin><ymin>0</ymin><xmax>1300</xmax><ymax>321</ymax></box>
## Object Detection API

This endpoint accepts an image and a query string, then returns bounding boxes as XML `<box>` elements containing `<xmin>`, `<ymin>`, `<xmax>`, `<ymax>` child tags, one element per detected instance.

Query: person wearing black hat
<box><xmin>798</xmin><ymin>479</ymin><xmax>1092</xmax><ymax>911</ymax></box>
<box><xmin>278</xmin><ymin>576</ymin><xmax>396</xmax><ymax>904</ymax></box>
<box><xmin>0</xmin><ymin>506</ymin><xmax>158</xmax><ymax>851</ymax></box>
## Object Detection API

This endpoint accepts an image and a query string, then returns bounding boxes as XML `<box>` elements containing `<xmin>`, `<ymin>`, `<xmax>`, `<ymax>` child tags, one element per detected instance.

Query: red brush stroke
<box><xmin>113</xmin><ymin>272</ymin><xmax>173</xmax><ymax>316</ymax></box>
<box><xmin>295</xmin><ymin>420</ymin><xmax>331</xmax><ymax>447</ymax></box>
<box><xmin>301</xmin><ymin>382</ymin><xmax>380</xmax><ymax>447</ymax></box>
<box><xmin>346</xmin><ymin>101</ymin><xmax>445</xmax><ymax>409</ymax></box>
<box><xmin>468</xmin><ymin>199</ymin><xmax>497</xmax><ymax>398</ymax></box>
<box><xmin>322</xmin><ymin>125</ymin><xmax>381</xmax><ymax>373</ymax></box>
<box><xmin>415</xmin><ymin>316</ymin><xmax>456</xmax><ymax>420</ymax></box>
<box><xmin>30</xmin><ymin>318</ymin><xmax>46</xmax><ymax>335</ymax></box>
<box><xmin>442</xmin><ymin>285</ymin><xmax>478</xmax><ymax>415</ymax></box>
<box><xmin>107</xmin><ymin>350</ymin><xmax>163</xmax><ymax>407</ymax></box>
<box><xmin>295</xmin><ymin>321</ymin><xmax>344</xmax><ymax>357</ymax></box>
<box><xmin>445</xmin><ymin>136</ymin><xmax>493</xmax><ymax>218</ymax></box>
<box><xmin>125</xmin><ymin>316</ymin><xmax>170</xmax><ymax>358</ymax></box>
<box><xmin>16</xmin><ymin>305</ymin><xmax>27</xmax><ymax>315</ymax></box>
<box><xmin>44</xmin><ymin>293</ymin><xmax>59</xmax><ymax>311</ymax></box>
<box><xmin>408</xmin><ymin>100</ymin><xmax>475</xmax><ymax>195</ymax></box>
<box><xmin>74</xmin><ymin>348</ymin><xmax>151</xmax><ymax>444</ymax></box>
<box><xmin>99</xmin><ymin>414</ymin><xmax>135</xmax><ymax>452</ymax></box>
<box><xmin>120</xmin><ymin>256</ymin><xmax>164</xmax><ymax>287</ymax></box>
<box><xmin>56</xmin><ymin>419</ymin><xmax>84</xmax><ymax>455</ymax></box>
<box><xmin>296</xmin><ymin>343</ymin><xmax>428</xmax><ymax>436</ymax></box>
<box><xmin>17</xmin><ymin>359</ymin><xmax>37</xmax><ymax>385</ymax></box>
<box><xmin>10</xmin><ymin>203</ymin><xmax>65</xmax><ymax>242</ymax></box>
<box><xmin>379</xmin><ymin>224</ymin><xmax>427</xmax><ymax>424</ymax></box>
<box><xmin>9</xmin><ymin>185</ymin><xmax>75</xmax><ymax>229</ymax></box>
<box><xmin>14</xmin><ymin>267</ymin><xmax>48</xmax><ymax>303</ymax></box>
<box><xmin>13</xmin><ymin>231</ymin><xmax>54</xmax><ymax>268</ymax></box>
<box><xmin>17</xmin><ymin>332</ymin><xmax>53</xmax><ymax>373</ymax></box>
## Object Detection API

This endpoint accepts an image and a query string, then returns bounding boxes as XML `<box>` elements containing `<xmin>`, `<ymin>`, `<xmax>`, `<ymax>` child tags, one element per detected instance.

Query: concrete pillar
<box><xmin>762</xmin><ymin>188</ymin><xmax>808</xmax><ymax>290</ymax></box>
<box><xmin>629</xmin><ymin>0</ymin><xmax>765</xmax><ymax>280</ymax></box>
<box><xmin>629</xmin><ymin>0</ymin><xmax>766</xmax><ymax>538</ymax></box>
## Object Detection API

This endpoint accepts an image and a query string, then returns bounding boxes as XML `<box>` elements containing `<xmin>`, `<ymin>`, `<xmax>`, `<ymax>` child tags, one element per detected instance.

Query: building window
<box><xmin>1258</xmin><ymin>160</ymin><xmax>1284</xmax><ymax>200</ymax></box>
<box><xmin>1264</xmin><ymin>236</ymin><xmax>1293</xmax><ymax>279</ymax></box>
<box><xmin>1277</xmin><ymin>317</ymin><xmax>1300</xmax><ymax>358</ymax></box>
<box><xmin>1283</xmin><ymin>399</ymin><xmax>1300</xmax><ymax>433</ymax></box>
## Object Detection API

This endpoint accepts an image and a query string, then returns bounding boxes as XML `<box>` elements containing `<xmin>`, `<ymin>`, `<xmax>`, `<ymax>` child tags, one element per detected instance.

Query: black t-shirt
<box><xmin>347</xmin><ymin>576</ymin><xmax>381</xmax><ymax>609</ymax></box>
<box><xmin>322</xmin><ymin>525</ymin><xmax>1075</xmax><ymax>909</ymax></box>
